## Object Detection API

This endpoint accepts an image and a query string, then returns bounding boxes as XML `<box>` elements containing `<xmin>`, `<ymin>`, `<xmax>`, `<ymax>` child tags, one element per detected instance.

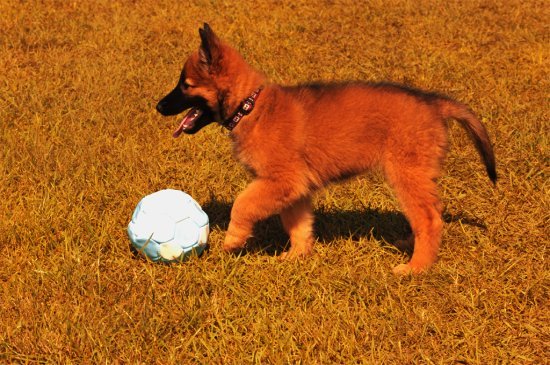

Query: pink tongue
<box><xmin>173</xmin><ymin>108</ymin><xmax>203</xmax><ymax>138</ymax></box>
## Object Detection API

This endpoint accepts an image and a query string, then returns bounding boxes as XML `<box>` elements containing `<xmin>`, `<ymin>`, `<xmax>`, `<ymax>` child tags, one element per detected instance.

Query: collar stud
<box><xmin>222</xmin><ymin>87</ymin><xmax>262</xmax><ymax>131</ymax></box>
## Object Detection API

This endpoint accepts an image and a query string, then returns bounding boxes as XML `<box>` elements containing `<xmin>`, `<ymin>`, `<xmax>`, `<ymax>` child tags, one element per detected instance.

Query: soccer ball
<box><xmin>127</xmin><ymin>189</ymin><xmax>209</xmax><ymax>262</ymax></box>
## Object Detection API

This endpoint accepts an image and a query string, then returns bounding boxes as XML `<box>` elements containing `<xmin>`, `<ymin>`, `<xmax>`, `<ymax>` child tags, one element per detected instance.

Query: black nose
<box><xmin>156</xmin><ymin>102</ymin><xmax>165</xmax><ymax>114</ymax></box>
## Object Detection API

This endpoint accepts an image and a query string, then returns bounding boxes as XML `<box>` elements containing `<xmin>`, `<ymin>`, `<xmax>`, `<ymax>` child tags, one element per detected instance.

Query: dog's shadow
<box><xmin>202</xmin><ymin>198</ymin><xmax>487</xmax><ymax>256</ymax></box>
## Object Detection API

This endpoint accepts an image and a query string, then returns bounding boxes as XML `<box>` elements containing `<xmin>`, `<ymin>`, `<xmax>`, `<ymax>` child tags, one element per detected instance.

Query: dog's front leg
<box><xmin>223</xmin><ymin>178</ymin><xmax>303</xmax><ymax>253</ymax></box>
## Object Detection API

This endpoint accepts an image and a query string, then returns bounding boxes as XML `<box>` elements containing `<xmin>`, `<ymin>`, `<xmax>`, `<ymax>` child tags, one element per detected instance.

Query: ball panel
<box><xmin>198</xmin><ymin>224</ymin><xmax>209</xmax><ymax>245</ymax></box>
<box><xmin>162</xmin><ymin>192</ymin><xmax>193</xmax><ymax>222</ymax></box>
<box><xmin>173</xmin><ymin>218</ymin><xmax>201</xmax><ymax>249</ymax></box>
<box><xmin>159</xmin><ymin>241</ymin><xmax>184</xmax><ymax>261</ymax></box>
<box><xmin>186</xmin><ymin>201</ymin><xmax>209</xmax><ymax>227</ymax></box>
<box><xmin>129</xmin><ymin>209</ymin><xmax>176</xmax><ymax>243</ymax></box>
<box><xmin>131</xmin><ymin>201</ymin><xmax>141</xmax><ymax>222</ymax></box>
<box><xmin>127</xmin><ymin>226</ymin><xmax>161</xmax><ymax>261</ymax></box>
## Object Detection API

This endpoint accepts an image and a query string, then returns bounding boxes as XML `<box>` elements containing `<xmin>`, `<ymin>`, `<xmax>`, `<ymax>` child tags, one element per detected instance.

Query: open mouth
<box><xmin>173</xmin><ymin>108</ymin><xmax>203</xmax><ymax>138</ymax></box>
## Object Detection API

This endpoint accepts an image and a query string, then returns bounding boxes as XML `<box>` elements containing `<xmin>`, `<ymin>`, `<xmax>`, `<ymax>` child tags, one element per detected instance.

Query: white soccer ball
<box><xmin>127</xmin><ymin>189</ymin><xmax>209</xmax><ymax>262</ymax></box>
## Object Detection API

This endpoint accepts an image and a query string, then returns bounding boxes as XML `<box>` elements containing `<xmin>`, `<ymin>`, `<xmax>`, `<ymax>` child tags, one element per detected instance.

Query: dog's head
<box><xmin>156</xmin><ymin>23</ymin><xmax>259</xmax><ymax>136</ymax></box>
<box><xmin>155</xmin><ymin>23</ymin><xmax>224</xmax><ymax>135</ymax></box>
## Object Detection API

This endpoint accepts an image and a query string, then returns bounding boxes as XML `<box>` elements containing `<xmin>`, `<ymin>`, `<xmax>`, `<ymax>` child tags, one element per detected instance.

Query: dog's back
<box><xmin>264</xmin><ymin>82</ymin><xmax>452</xmax><ymax>187</ymax></box>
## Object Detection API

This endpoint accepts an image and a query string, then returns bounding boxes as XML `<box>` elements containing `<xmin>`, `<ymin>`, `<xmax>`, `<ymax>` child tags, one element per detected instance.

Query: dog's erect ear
<box><xmin>198</xmin><ymin>23</ymin><xmax>222</xmax><ymax>70</ymax></box>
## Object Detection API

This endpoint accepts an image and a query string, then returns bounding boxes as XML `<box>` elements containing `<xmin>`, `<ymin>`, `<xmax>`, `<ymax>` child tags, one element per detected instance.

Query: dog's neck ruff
<box><xmin>221</xmin><ymin>88</ymin><xmax>263</xmax><ymax>131</ymax></box>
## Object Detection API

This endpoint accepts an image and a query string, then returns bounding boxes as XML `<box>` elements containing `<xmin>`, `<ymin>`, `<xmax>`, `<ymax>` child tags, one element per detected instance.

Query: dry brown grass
<box><xmin>1</xmin><ymin>0</ymin><xmax>548</xmax><ymax>363</ymax></box>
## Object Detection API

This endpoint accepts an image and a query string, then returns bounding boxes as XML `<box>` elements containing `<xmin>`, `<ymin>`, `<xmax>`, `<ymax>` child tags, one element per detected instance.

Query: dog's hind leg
<box><xmin>280</xmin><ymin>196</ymin><xmax>314</xmax><ymax>259</ymax></box>
<box><xmin>223</xmin><ymin>178</ymin><xmax>307</xmax><ymax>253</ymax></box>
<box><xmin>385</xmin><ymin>164</ymin><xmax>444</xmax><ymax>275</ymax></box>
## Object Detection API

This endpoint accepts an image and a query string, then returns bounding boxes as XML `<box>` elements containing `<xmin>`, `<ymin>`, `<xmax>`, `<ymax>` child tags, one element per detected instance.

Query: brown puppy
<box><xmin>156</xmin><ymin>24</ymin><xmax>496</xmax><ymax>274</ymax></box>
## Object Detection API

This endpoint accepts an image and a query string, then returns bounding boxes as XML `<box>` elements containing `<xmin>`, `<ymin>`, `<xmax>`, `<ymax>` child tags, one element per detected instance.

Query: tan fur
<box><xmin>160</xmin><ymin>25</ymin><xmax>496</xmax><ymax>274</ymax></box>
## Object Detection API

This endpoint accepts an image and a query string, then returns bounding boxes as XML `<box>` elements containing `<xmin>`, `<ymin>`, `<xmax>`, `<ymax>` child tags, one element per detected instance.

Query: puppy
<box><xmin>156</xmin><ymin>24</ymin><xmax>496</xmax><ymax>274</ymax></box>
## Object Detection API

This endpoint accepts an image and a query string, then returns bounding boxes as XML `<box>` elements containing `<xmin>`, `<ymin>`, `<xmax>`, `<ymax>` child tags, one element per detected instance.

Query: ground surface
<box><xmin>1</xmin><ymin>0</ymin><xmax>548</xmax><ymax>363</ymax></box>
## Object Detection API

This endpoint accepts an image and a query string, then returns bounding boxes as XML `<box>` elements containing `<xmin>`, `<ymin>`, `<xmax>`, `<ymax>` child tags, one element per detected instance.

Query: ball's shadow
<box><xmin>203</xmin><ymin>197</ymin><xmax>488</xmax><ymax>256</ymax></box>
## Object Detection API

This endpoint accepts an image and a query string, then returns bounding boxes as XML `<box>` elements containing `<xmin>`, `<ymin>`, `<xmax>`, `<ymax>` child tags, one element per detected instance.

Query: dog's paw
<box><xmin>392</xmin><ymin>263</ymin><xmax>414</xmax><ymax>276</ymax></box>
<box><xmin>222</xmin><ymin>233</ymin><xmax>247</xmax><ymax>253</ymax></box>
<box><xmin>279</xmin><ymin>246</ymin><xmax>313</xmax><ymax>260</ymax></box>
<box><xmin>392</xmin><ymin>263</ymin><xmax>428</xmax><ymax>276</ymax></box>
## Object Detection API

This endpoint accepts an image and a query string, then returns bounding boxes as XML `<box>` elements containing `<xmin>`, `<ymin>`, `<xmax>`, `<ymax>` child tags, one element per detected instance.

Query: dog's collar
<box><xmin>221</xmin><ymin>87</ymin><xmax>263</xmax><ymax>131</ymax></box>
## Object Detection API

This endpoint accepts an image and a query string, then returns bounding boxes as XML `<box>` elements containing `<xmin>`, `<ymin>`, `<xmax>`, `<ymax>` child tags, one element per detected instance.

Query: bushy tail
<box><xmin>436</xmin><ymin>99</ymin><xmax>497</xmax><ymax>184</ymax></box>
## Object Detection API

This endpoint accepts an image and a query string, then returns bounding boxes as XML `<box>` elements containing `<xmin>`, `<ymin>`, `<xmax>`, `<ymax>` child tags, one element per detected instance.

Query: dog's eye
<box><xmin>182</xmin><ymin>79</ymin><xmax>195</xmax><ymax>90</ymax></box>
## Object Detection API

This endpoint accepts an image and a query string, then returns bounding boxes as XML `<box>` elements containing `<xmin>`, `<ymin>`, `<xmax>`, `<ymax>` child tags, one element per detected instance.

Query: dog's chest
<box><xmin>231</xmin><ymin>130</ymin><xmax>278</xmax><ymax>178</ymax></box>
<box><xmin>231</xmin><ymin>137</ymin><xmax>260</xmax><ymax>175</ymax></box>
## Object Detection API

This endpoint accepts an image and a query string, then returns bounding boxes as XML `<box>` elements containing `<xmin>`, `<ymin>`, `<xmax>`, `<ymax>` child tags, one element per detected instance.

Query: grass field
<box><xmin>1</xmin><ymin>0</ymin><xmax>548</xmax><ymax>363</ymax></box>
